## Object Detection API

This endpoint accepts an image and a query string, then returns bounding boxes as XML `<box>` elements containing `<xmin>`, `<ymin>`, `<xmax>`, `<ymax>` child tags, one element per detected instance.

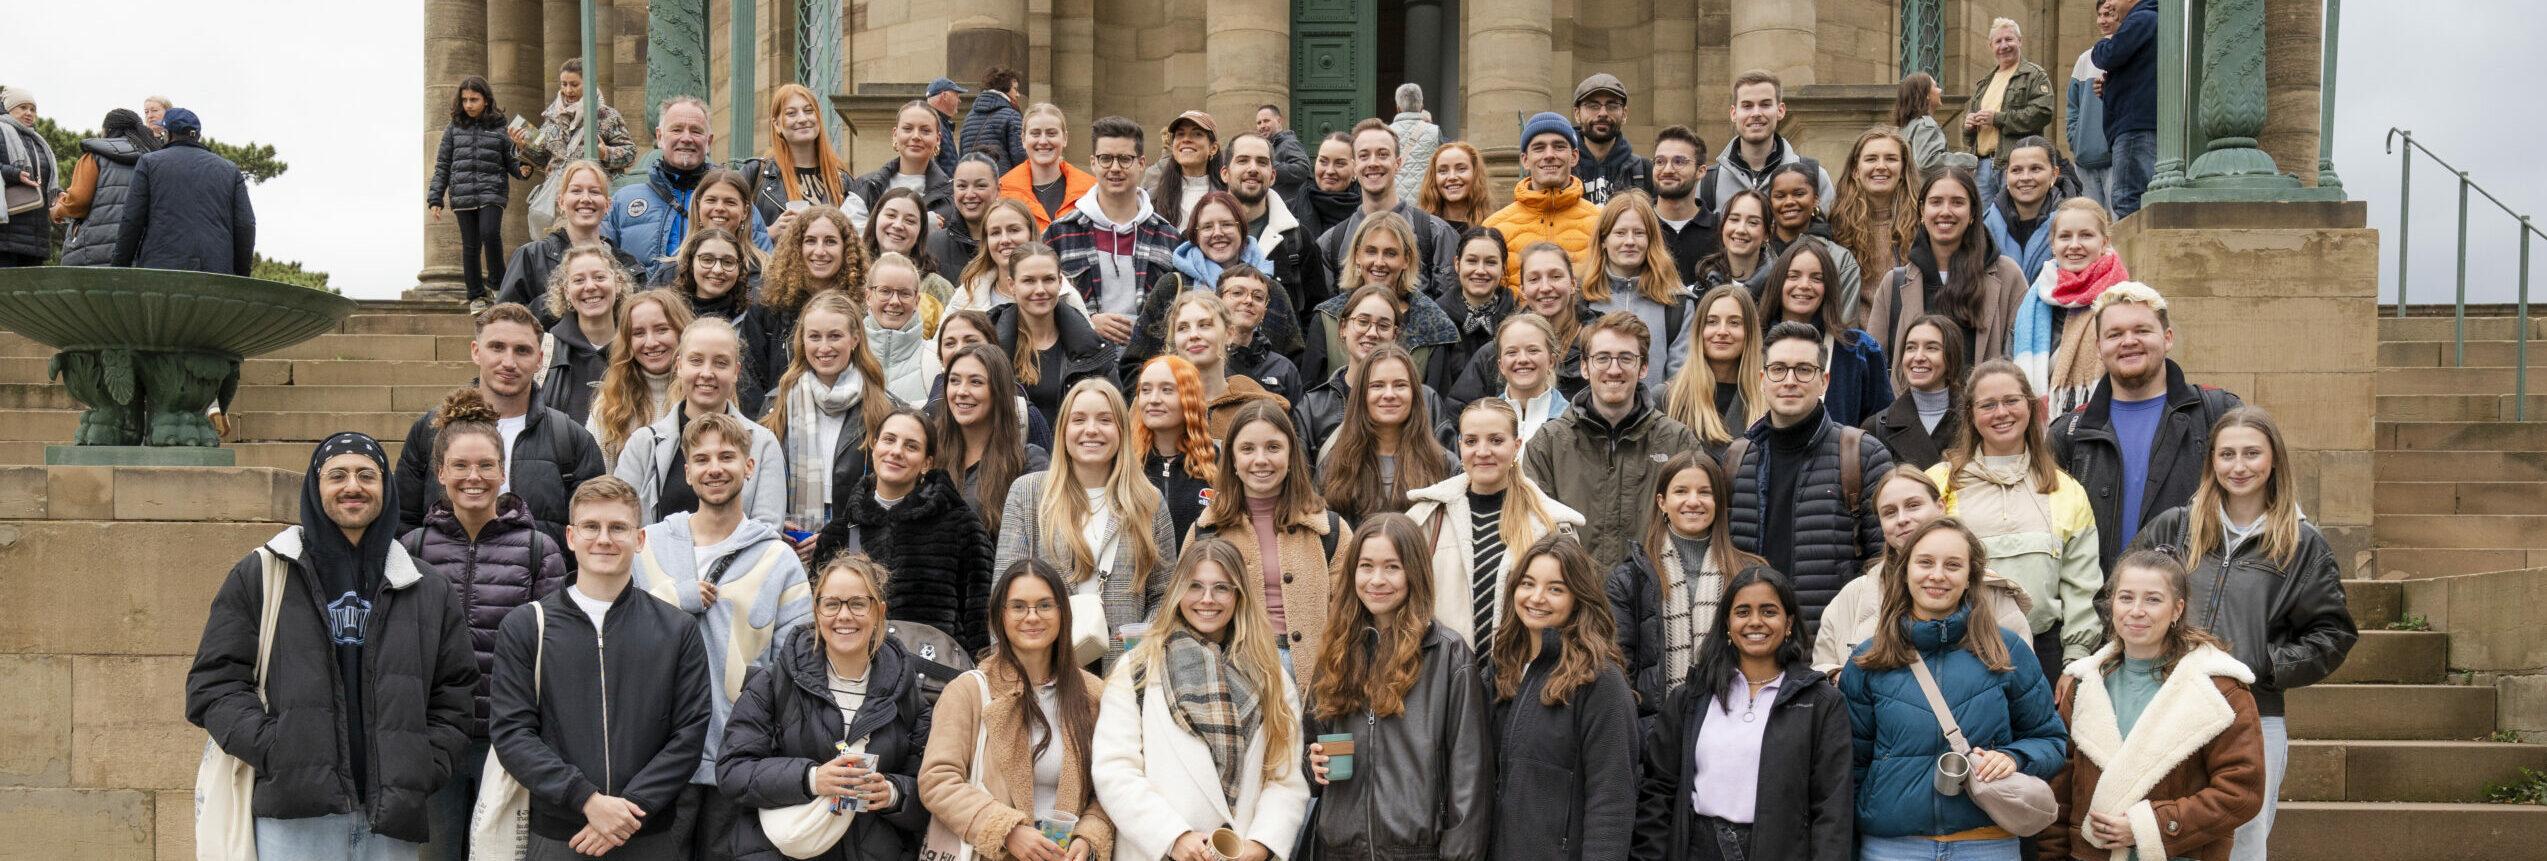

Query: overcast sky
<box><xmin>9</xmin><ymin>1</ymin><xmax>2537</xmax><ymax>305</ymax></box>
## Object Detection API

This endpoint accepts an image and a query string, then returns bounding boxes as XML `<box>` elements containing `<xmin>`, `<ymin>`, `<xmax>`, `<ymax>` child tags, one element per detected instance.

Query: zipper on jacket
<box><xmin>595</xmin><ymin>609</ymin><xmax>614</xmax><ymax>795</ymax></box>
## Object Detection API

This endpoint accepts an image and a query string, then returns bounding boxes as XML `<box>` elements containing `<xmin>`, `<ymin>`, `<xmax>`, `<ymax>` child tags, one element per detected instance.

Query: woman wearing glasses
<box><xmin>1925</xmin><ymin>358</ymin><xmax>2101</xmax><ymax>683</ymax></box>
<box><xmin>1295</xmin><ymin>284</ymin><xmax>1453</xmax><ymax>455</ymax></box>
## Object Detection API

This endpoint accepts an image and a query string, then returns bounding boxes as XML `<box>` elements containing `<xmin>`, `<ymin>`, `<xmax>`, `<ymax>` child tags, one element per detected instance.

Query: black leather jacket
<box><xmin>1293</xmin><ymin>368</ymin><xmax>1457</xmax><ymax>458</ymax></box>
<box><xmin>2129</xmin><ymin>507</ymin><xmax>2358</xmax><ymax>716</ymax></box>
<box><xmin>1305</xmin><ymin>623</ymin><xmax>1495</xmax><ymax>861</ymax></box>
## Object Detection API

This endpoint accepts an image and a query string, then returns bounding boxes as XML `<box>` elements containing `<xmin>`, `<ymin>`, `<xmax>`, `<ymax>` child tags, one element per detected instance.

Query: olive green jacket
<box><xmin>1963</xmin><ymin>61</ymin><xmax>2057</xmax><ymax>165</ymax></box>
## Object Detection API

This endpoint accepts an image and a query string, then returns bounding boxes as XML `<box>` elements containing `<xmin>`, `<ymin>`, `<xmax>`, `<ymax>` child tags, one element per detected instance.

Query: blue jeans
<box><xmin>256</xmin><ymin>811</ymin><xmax>421</xmax><ymax>861</ymax></box>
<box><xmin>424</xmin><ymin>738</ymin><xmax>492</xmax><ymax>861</ymax></box>
<box><xmin>1976</xmin><ymin>159</ymin><xmax>2004</xmax><ymax>207</ymax></box>
<box><xmin>1859</xmin><ymin>835</ymin><xmax>2020</xmax><ymax>860</ymax></box>
<box><xmin>2228</xmin><ymin>715</ymin><xmax>2288</xmax><ymax>861</ymax></box>
<box><xmin>2075</xmin><ymin>163</ymin><xmax>2113</xmax><ymax>211</ymax></box>
<box><xmin>2109</xmin><ymin>130</ymin><xmax>2157</xmax><ymax>219</ymax></box>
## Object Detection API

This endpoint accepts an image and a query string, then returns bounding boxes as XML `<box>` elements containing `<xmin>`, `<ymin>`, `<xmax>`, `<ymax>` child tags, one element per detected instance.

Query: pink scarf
<box><xmin>2051</xmin><ymin>250</ymin><xmax>2128</xmax><ymax>309</ymax></box>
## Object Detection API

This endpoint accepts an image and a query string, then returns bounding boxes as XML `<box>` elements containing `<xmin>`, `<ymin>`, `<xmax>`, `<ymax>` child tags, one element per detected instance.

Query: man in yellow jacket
<box><xmin>1482</xmin><ymin>112</ymin><xmax>1603</xmax><ymax>286</ymax></box>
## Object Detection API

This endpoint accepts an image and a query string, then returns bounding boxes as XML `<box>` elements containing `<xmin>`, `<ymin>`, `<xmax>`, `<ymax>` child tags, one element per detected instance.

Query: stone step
<box><xmin>227</xmin><ymin>411</ymin><xmax>419</xmax><ymax>444</ymax></box>
<box><xmin>0</xmin><ymin>331</ymin><xmax>470</xmax><ymax>363</ymax></box>
<box><xmin>2376</xmin><ymin>515</ymin><xmax>2547</xmax><ymax>549</ymax></box>
<box><xmin>2379</xmin><ymin>338</ymin><xmax>2547</xmax><ymax>369</ymax></box>
<box><xmin>2378</xmin><ymin>366</ymin><xmax>2531</xmax><ymax>397</ymax></box>
<box><xmin>2344</xmin><ymin>579</ymin><xmax>2404</xmax><ymax>629</ymax></box>
<box><xmin>2375</xmin><ymin>393</ymin><xmax>2547</xmax><ymax>422</ymax></box>
<box><xmin>0</xmin><ymin>409</ymin><xmax>76</xmax><ymax>442</ymax></box>
<box><xmin>0</xmin><ymin>357</ymin><xmax>476</xmax><ymax>389</ymax></box>
<box><xmin>0</xmin><ymin>440</ymin><xmax>404</xmax><ymax>470</ymax></box>
<box><xmin>2379</xmin><ymin>420</ymin><xmax>2547</xmax><ymax>452</ymax></box>
<box><xmin>2273</xmin><ymin>802</ymin><xmax>2547</xmax><ymax>861</ymax></box>
<box><xmin>2380</xmin><ymin>315</ymin><xmax>2547</xmax><ymax>342</ymax></box>
<box><xmin>2323</xmin><ymin>630</ymin><xmax>2449</xmax><ymax>685</ymax></box>
<box><xmin>2373</xmin><ymin>481</ymin><xmax>2547</xmax><ymax>516</ymax></box>
<box><xmin>2368</xmin><ymin>547</ymin><xmax>2547</xmax><ymax>580</ymax></box>
<box><xmin>0</xmin><ymin>383</ymin><xmax>461</xmax><ymax>414</ymax></box>
<box><xmin>2285</xmin><ymin>684</ymin><xmax>2495</xmax><ymax>740</ymax></box>
<box><xmin>337</xmin><ymin>312</ymin><xmax>477</xmax><ymax>337</ymax></box>
<box><xmin>2285</xmin><ymin>739</ymin><xmax>2547</xmax><ymax>803</ymax></box>
<box><xmin>2375</xmin><ymin>450</ymin><xmax>2547</xmax><ymax>483</ymax></box>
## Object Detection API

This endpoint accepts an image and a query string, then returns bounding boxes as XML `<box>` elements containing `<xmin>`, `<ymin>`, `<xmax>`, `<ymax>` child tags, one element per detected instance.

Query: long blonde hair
<box><xmin>1830</xmin><ymin>127</ymin><xmax>1921</xmax><ymax>271</ymax></box>
<box><xmin>1662</xmin><ymin>284</ymin><xmax>1767</xmax><ymax>446</ymax></box>
<box><xmin>1457</xmin><ymin>399</ymin><xmax>1565</xmax><ymax>562</ymax></box>
<box><xmin>758</xmin><ymin>290</ymin><xmax>894</xmax><ymax>448</ymax></box>
<box><xmin>1037</xmin><ymin>380</ymin><xmax>1166</xmax><ymax>585</ymax></box>
<box><xmin>1114</xmin><ymin>537</ymin><xmax>1297</xmax><ymax>782</ymax></box>
<box><xmin>592</xmin><ymin>290</ymin><xmax>696</xmax><ymax>462</ymax></box>
<box><xmin>1581</xmin><ymin>192</ymin><xmax>1683</xmax><ymax>306</ymax></box>
<box><xmin>2181</xmin><ymin>407</ymin><xmax>2303</xmax><ymax>566</ymax></box>
<box><xmin>1336</xmin><ymin>211</ymin><xmax>1422</xmax><ymax>299</ymax></box>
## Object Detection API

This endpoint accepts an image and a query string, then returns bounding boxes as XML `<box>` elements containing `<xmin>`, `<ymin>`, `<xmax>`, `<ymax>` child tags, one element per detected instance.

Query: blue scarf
<box><xmin>1171</xmin><ymin>237</ymin><xmax>1275</xmax><ymax>287</ymax></box>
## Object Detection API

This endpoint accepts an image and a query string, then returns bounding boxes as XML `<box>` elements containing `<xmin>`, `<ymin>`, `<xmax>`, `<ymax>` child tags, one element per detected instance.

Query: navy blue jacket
<box><xmin>1838</xmin><ymin>608</ymin><xmax>2067</xmax><ymax>839</ymax></box>
<box><xmin>2093</xmin><ymin>0</ymin><xmax>2159</xmax><ymax>137</ymax></box>
<box><xmin>1822</xmin><ymin>329</ymin><xmax>1894</xmax><ymax>429</ymax></box>
<box><xmin>957</xmin><ymin>91</ymin><xmax>1028</xmax><ymax>176</ymax></box>
<box><xmin>111</xmin><ymin>140</ymin><xmax>256</xmax><ymax>275</ymax></box>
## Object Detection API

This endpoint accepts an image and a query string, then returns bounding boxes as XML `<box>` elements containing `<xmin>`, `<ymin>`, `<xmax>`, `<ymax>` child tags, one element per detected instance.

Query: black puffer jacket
<box><xmin>958</xmin><ymin>90</ymin><xmax>1028</xmax><ymax>175</ymax></box>
<box><xmin>496</xmin><ymin>231</ymin><xmax>650</xmax><ymax>329</ymax></box>
<box><xmin>811</xmin><ymin>468</ymin><xmax>997</xmax><ymax>656</ymax></box>
<box><xmin>110</xmin><ymin>140</ymin><xmax>256</xmax><ymax>275</ymax></box>
<box><xmin>395</xmin><ymin>390</ymin><xmax>608</xmax><ymax>541</ymax></box>
<box><xmin>989</xmin><ymin>302</ymin><xmax>1122</xmax><ymax>419</ymax></box>
<box><xmin>848</xmin><ymin>158</ymin><xmax>954</xmax><ymax>220</ymax></box>
<box><xmin>1228</xmin><ymin>340</ymin><xmax>1307</xmax><ymax>407</ymax></box>
<box><xmin>1304</xmin><ymin>623</ymin><xmax>1495</xmax><ymax>861</ymax></box>
<box><xmin>1482</xmin><ymin>629</ymin><xmax>1637</xmax><ymax>861</ymax></box>
<box><xmin>400</xmin><ymin>495</ymin><xmax>569</xmax><ymax>732</ymax></box>
<box><xmin>58</xmin><ymin>136</ymin><xmax>147</xmax><ymax>266</ymax></box>
<box><xmin>427</xmin><ymin>118</ymin><xmax>527</xmax><ymax>211</ymax></box>
<box><xmin>183</xmin><ymin>527</ymin><xmax>477</xmax><ymax>842</ymax></box>
<box><xmin>2048</xmin><ymin>359</ymin><xmax>2243</xmax><ymax>572</ymax></box>
<box><xmin>718</xmin><ymin>628</ymin><xmax>937</xmax><ymax>861</ymax></box>
<box><xmin>1632</xmin><ymin>657</ymin><xmax>1854</xmax><ymax>861</ymax></box>
<box><xmin>489</xmin><ymin>583</ymin><xmax>712</xmax><ymax>841</ymax></box>
<box><xmin>1725</xmin><ymin>412</ymin><xmax>1891</xmax><ymax>633</ymax></box>
<box><xmin>540</xmin><ymin>316</ymin><xmax>609</xmax><ymax>424</ymax></box>
<box><xmin>2130</xmin><ymin>507</ymin><xmax>2358</xmax><ymax>717</ymax></box>
<box><xmin>738</xmin><ymin>157</ymin><xmax>859</xmax><ymax>230</ymax></box>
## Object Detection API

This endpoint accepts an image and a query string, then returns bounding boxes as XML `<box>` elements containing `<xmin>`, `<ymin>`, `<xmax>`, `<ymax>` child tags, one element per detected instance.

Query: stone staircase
<box><xmin>2371</xmin><ymin>314</ymin><xmax>2547</xmax><ymax>578</ymax></box>
<box><xmin>0</xmin><ymin>301</ymin><xmax>480</xmax><ymax>469</ymax></box>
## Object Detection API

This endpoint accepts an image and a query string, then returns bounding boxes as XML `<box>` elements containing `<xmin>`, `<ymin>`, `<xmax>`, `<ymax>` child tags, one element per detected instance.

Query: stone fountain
<box><xmin>0</xmin><ymin>267</ymin><xmax>355</xmax><ymax>466</ymax></box>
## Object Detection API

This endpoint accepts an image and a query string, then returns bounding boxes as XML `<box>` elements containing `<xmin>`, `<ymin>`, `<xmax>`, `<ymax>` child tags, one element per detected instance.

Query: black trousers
<box><xmin>454</xmin><ymin>205</ymin><xmax>506</xmax><ymax>301</ymax></box>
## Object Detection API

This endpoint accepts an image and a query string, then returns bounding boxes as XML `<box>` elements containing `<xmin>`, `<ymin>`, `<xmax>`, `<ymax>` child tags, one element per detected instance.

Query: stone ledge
<box><xmin>0</xmin><ymin>466</ymin><xmax>299</xmax><ymax>523</ymax></box>
<box><xmin>2127</xmin><ymin>199</ymin><xmax>2369</xmax><ymax>230</ymax></box>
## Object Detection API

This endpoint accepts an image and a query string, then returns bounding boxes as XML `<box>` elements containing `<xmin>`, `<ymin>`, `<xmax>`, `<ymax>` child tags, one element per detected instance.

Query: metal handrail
<box><xmin>2385</xmin><ymin>128</ymin><xmax>2538</xmax><ymax>419</ymax></box>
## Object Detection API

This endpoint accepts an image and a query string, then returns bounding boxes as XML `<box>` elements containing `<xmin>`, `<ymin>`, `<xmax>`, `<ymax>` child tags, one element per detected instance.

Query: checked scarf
<box><xmin>1164</xmin><ymin>630</ymin><xmax>1262</xmax><ymax>806</ymax></box>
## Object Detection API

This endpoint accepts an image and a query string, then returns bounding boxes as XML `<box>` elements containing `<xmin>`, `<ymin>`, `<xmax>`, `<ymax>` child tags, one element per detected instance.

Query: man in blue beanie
<box><xmin>112</xmin><ymin>107</ymin><xmax>258</xmax><ymax>275</ymax></box>
<box><xmin>1481</xmin><ymin>111</ymin><xmax>1602</xmax><ymax>285</ymax></box>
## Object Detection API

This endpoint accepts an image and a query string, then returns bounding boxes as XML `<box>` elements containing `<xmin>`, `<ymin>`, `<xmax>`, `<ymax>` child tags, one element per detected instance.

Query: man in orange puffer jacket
<box><xmin>1482</xmin><ymin>112</ymin><xmax>1603</xmax><ymax>286</ymax></box>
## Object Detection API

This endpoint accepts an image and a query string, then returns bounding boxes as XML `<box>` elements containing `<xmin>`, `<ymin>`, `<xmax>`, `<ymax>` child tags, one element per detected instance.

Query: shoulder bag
<box><xmin>1905</xmin><ymin>656</ymin><xmax>2057</xmax><ymax>837</ymax></box>
<box><xmin>192</xmin><ymin>548</ymin><xmax>290</xmax><ymax>860</ymax></box>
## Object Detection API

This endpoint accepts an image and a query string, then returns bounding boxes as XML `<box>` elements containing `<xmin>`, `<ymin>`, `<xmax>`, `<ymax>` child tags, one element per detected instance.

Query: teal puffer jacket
<box><xmin>1838</xmin><ymin>606</ymin><xmax>2067</xmax><ymax>838</ymax></box>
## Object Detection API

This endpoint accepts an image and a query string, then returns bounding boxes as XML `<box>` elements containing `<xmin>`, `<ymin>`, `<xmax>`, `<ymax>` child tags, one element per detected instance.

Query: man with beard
<box><xmin>2048</xmin><ymin>283</ymin><xmax>2241</xmax><ymax>571</ymax></box>
<box><xmin>629</xmin><ymin>413</ymin><xmax>810</xmax><ymax>859</ymax></box>
<box><xmin>396</xmin><ymin>303</ymin><xmax>608</xmax><ymax>542</ymax></box>
<box><xmin>605</xmin><ymin>96</ymin><xmax>717</xmax><ymax>260</ymax></box>
<box><xmin>1313</xmin><ymin>118</ymin><xmax>1461</xmax><ymax>296</ymax></box>
<box><xmin>1701</xmin><ymin>70</ymin><xmax>1835</xmax><ymax>215</ymax></box>
<box><xmin>1520</xmin><ymin>312</ymin><xmax>1704</xmax><ymax>571</ymax></box>
<box><xmin>1568</xmin><ymin>74</ymin><xmax>1653</xmax><ymax>205</ymax></box>
<box><xmin>1724</xmin><ymin>322</ymin><xmax>1893</xmax><ymax>631</ymax></box>
<box><xmin>1481</xmin><ymin>112</ymin><xmax>1602</xmax><ymax>284</ymax></box>
<box><xmin>1224</xmin><ymin>131</ymin><xmax>1329</xmax><ymax>319</ymax></box>
<box><xmin>1648</xmin><ymin>125</ymin><xmax>1718</xmax><ymax>286</ymax></box>
<box><xmin>1257</xmin><ymin>104</ymin><xmax>1315</xmax><ymax>201</ymax></box>
<box><xmin>187</xmin><ymin>432</ymin><xmax>477</xmax><ymax>858</ymax></box>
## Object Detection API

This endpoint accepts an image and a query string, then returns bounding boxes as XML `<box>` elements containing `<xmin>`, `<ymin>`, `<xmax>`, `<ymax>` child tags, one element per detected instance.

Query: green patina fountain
<box><xmin>0</xmin><ymin>267</ymin><xmax>355</xmax><ymax>466</ymax></box>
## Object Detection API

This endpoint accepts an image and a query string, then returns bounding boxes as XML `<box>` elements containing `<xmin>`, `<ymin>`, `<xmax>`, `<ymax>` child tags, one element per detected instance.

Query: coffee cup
<box><xmin>1036</xmin><ymin>809</ymin><xmax>1078</xmax><ymax>848</ymax></box>
<box><xmin>1316</xmin><ymin>733</ymin><xmax>1356</xmax><ymax>781</ymax></box>
<box><xmin>1207</xmin><ymin>827</ymin><xmax>1245</xmax><ymax>861</ymax></box>
<box><xmin>1119</xmin><ymin>621</ymin><xmax>1152</xmax><ymax>651</ymax></box>
<box><xmin>1934</xmin><ymin>751</ymin><xmax>1970</xmax><ymax>796</ymax></box>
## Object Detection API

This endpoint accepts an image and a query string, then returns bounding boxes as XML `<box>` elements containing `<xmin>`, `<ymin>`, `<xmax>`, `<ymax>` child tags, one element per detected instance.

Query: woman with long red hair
<box><xmin>740</xmin><ymin>83</ymin><xmax>871</xmax><ymax>239</ymax></box>
<box><xmin>1131</xmin><ymin>354</ymin><xmax>1218</xmax><ymax>550</ymax></box>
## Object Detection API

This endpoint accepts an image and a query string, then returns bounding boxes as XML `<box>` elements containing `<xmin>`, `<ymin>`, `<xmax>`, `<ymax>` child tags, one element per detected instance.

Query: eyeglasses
<box><xmin>872</xmin><ymin>286</ymin><xmax>918</xmax><ymax>302</ymax></box>
<box><xmin>1654</xmin><ymin>155</ymin><xmax>1700</xmax><ymax>168</ymax></box>
<box><xmin>1580</xmin><ymin>100</ymin><xmax>1627</xmax><ymax>114</ymax></box>
<box><xmin>1585</xmin><ymin>352</ymin><xmax>1644</xmax><ymax>369</ymax></box>
<box><xmin>1344</xmin><ymin>315</ymin><xmax>1398</xmax><ymax>335</ymax></box>
<box><xmin>321</xmin><ymin>468</ymin><xmax>384</xmax><ymax>484</ymax></box>
<box><xmin>1763</xmin><ymin>363</ymin><xmax>1824</xmax><ymax>382</ymax></box>
<box><xmin>817</xmin><ymin>596</ymin><xmax>878</xmax><ymax>617</ymax></box>
<box><xmin>1092</xmin><ymin>154</ymin><xmax>1138</xmax><ymax>168</ymax></box>
<box><xmin>1972</xmin><ymin>395</ymin><xmax>2031</xmax><ymax>415</ymax></box>
<box><xmin>695</xmin><ymin>254</ymin><xmax>741</xmax><ymax>271</ymax></box>
<box><xmin>1005</xmin><ymin>600</ymin><xmax>1060</xmax><ymax>617</ymax></box>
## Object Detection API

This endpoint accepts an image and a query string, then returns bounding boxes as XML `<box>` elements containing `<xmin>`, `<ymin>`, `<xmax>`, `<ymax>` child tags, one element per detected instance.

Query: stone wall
<box><xmin>0</xmin><ymin>466</ymin><xmax>302</xmax><ymax>861</ymax></box>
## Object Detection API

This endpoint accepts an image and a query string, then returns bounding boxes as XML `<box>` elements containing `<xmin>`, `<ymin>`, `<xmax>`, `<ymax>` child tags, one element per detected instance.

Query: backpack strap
<box><xmin>1723</xmin><ymin>437</ymin><xmax>1751</xmax><ymax>479</ymax></box>
<box><xmin>1321</xmin><ymin>510</ymin><xmax>1342</xmax><ymax>560</ymax></box>
<box><xmin>537</xmin><ymin>332</ymin><xmax>558</xmax><ymax>390</ymax></box>
<box><xmin>1839</xmin><ymin>425</ymin><xmax>1867</xmax><ymax>514</ymax></box>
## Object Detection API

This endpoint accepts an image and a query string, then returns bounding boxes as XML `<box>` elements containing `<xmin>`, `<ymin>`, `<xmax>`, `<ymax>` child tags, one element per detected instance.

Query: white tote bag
<box><xmin>194</xmin><ymin>549</ymin><xmax>291</xmax><ymax>860</ymax></box>
<box><xmin>917</xmin><ymin>671</ymin><xmax>994</xmax><ymax>861</ymax></box>
<box><xmin>469</xmin><ymin>604</ymin><xmax>546</xmax><ymax>860</ymax></box>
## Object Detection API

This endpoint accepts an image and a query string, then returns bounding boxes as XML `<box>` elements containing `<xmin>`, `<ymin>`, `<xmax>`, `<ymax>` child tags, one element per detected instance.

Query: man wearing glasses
<box><xmin>1568</xmin><ymin>74</ymin><xmax>1654</xmax><ymax>205</ymax></box>
<box><xmin>1726</xmin><ymin>321</ymin><xmax>1894</xmax><ymax>634</ymax></box>
<box><xmin>1042</xmin><ymin>115</ymin><xmax>1174</xmax><ymax>344</ymax></box>
<box><xmin>1522</xmin><ymin>312</ymin><xmax>1704</xmax><ymax>571</ymax></box>
<box><xmin>1648</xmin><ymin>124</ymin><xmax>1719</xmax><ymax>286</ymax></box>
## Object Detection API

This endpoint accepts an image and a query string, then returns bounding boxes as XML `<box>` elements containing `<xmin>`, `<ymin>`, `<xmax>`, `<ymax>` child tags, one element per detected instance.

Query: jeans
<box><xmin>2109</xmin><ymin>130</ymin><xmax>2157</xmax><ymax>220</ymax></box>
<box><xmin>1976</xmin><ymin>159</ymin><xmax>2004</xmax><ymax>209</ymax></box>
<box><xmin>2228</xmin><ymin>716</ymin><xmax>2288</xmax><ymax>861</ymax></box>
<box><xmin>2075</xmin><ymin>163</ymin><xmax>2113</xmax><ymax>211</ymax></box>
<box><xmin>1859</xmin><ymin>834</ymin><xmax>2020</xmax><ymax>860</ymax></box>
<box><xmin>424</xmin><ymin>738</ymin><xmax>492</xmax><ymax>861</ymax></box>
<box><xmin>454</xmin><ymin>205</ymin><xmax>507</xmax><ymax>302</ymax></box>
<box><xmin>256</xmin><ymin>811</ymin><xmax>421</xmax><ymax>861</ymax></box>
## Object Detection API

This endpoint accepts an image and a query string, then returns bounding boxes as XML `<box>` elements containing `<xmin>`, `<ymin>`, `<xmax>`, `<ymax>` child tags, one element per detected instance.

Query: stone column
<box><xmin>613</xmin><ymin>0</ymin><xmax>656</xmax><ymax>153</ymax></box>
<box><xmin>1205</xmin><ymin>0</ymin><xmax>1288</xmax><ymax>134</ymax></box>
<box><xmin>489</xmin><ymin>0</ymin><xmax>545</xmax><ymax>247</ymax></box>
<box><xmin>948</xmin><ymin>0</ymin><xmax>1029</xmax><ymax>85</ymax></box>
<box><xmin>416</xmin><ymin>0</ymin><xmax>490</xmax><ymax>299</ymax></box>
<box><xmin>2261</xmin><ymin>0</ymin><xmax>2322</xmax><ymax>185</ymax></box>
<box><xmin>545</xmin><ymin>0</ymin><xmax>580</xmax><ymax>82</ymax></box>
<box><xmin>1649</xmin><ymin>0</ymin><xmax>1698</xmax><ymax>134</ymax></box>
<box><xmin>1462</xmin><ymin>0</ymin><xmax>1553</xmax><ymax>165</ymax></box>
<box><xmin>1050</xmin><ymin>0</ymin><xmax>1096</xmax><ymax>163</ymax></box>
<box><xmin>1729</xmin><ymin>0</ymin><xmax>1813</xmax><ymax>87</ymax></box>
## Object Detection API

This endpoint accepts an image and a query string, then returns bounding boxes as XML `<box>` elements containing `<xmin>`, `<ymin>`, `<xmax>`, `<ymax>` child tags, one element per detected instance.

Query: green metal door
<box><xmin>1292</xmin><ymin>0</ymin><xmax>1377</xmax><ymax>139</ymax></box>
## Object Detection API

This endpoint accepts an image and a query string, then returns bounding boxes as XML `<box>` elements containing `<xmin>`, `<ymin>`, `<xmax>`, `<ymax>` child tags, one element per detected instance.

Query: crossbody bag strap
<box><xmin>963</xmin><ymin>671</ymin><xmax>992</xmax><ymax>784</ymax></box>
<box><xmin>1905</xmin><ymin>657</ymin><xmax>1972</xmax><ymax>754</ymax></box>
<box><xmin>1839</xmin><ymin>426</ymin><xmax>1866</xmax><ymax>513</ymax></box>
<box><xmin>253</xmin><ymin>549</ymin><xmax>289</xmax><ymax>705</ymax></box>
<box><xmin>532</xmin><ymin>603</ymin><xmax>548</xmax><ymax>701</ymax></box>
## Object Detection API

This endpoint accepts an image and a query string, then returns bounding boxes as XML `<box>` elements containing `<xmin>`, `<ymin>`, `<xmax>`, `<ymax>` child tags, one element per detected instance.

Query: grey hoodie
<box><xmin>632</xmin><ymin>510</ymin><xmax>812</xmax><ymax>782</ymax></box>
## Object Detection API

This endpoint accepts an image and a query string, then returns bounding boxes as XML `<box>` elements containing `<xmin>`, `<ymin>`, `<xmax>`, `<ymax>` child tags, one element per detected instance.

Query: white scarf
<box><xmin>785</xmin><ymin>368</ymin><xmax>865</xmax><ymax>526</ymax></box>
<box><xmin>0</xmin><ymin>114</ymin><xmax>56</xmax><ymax>225</ymax></box>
